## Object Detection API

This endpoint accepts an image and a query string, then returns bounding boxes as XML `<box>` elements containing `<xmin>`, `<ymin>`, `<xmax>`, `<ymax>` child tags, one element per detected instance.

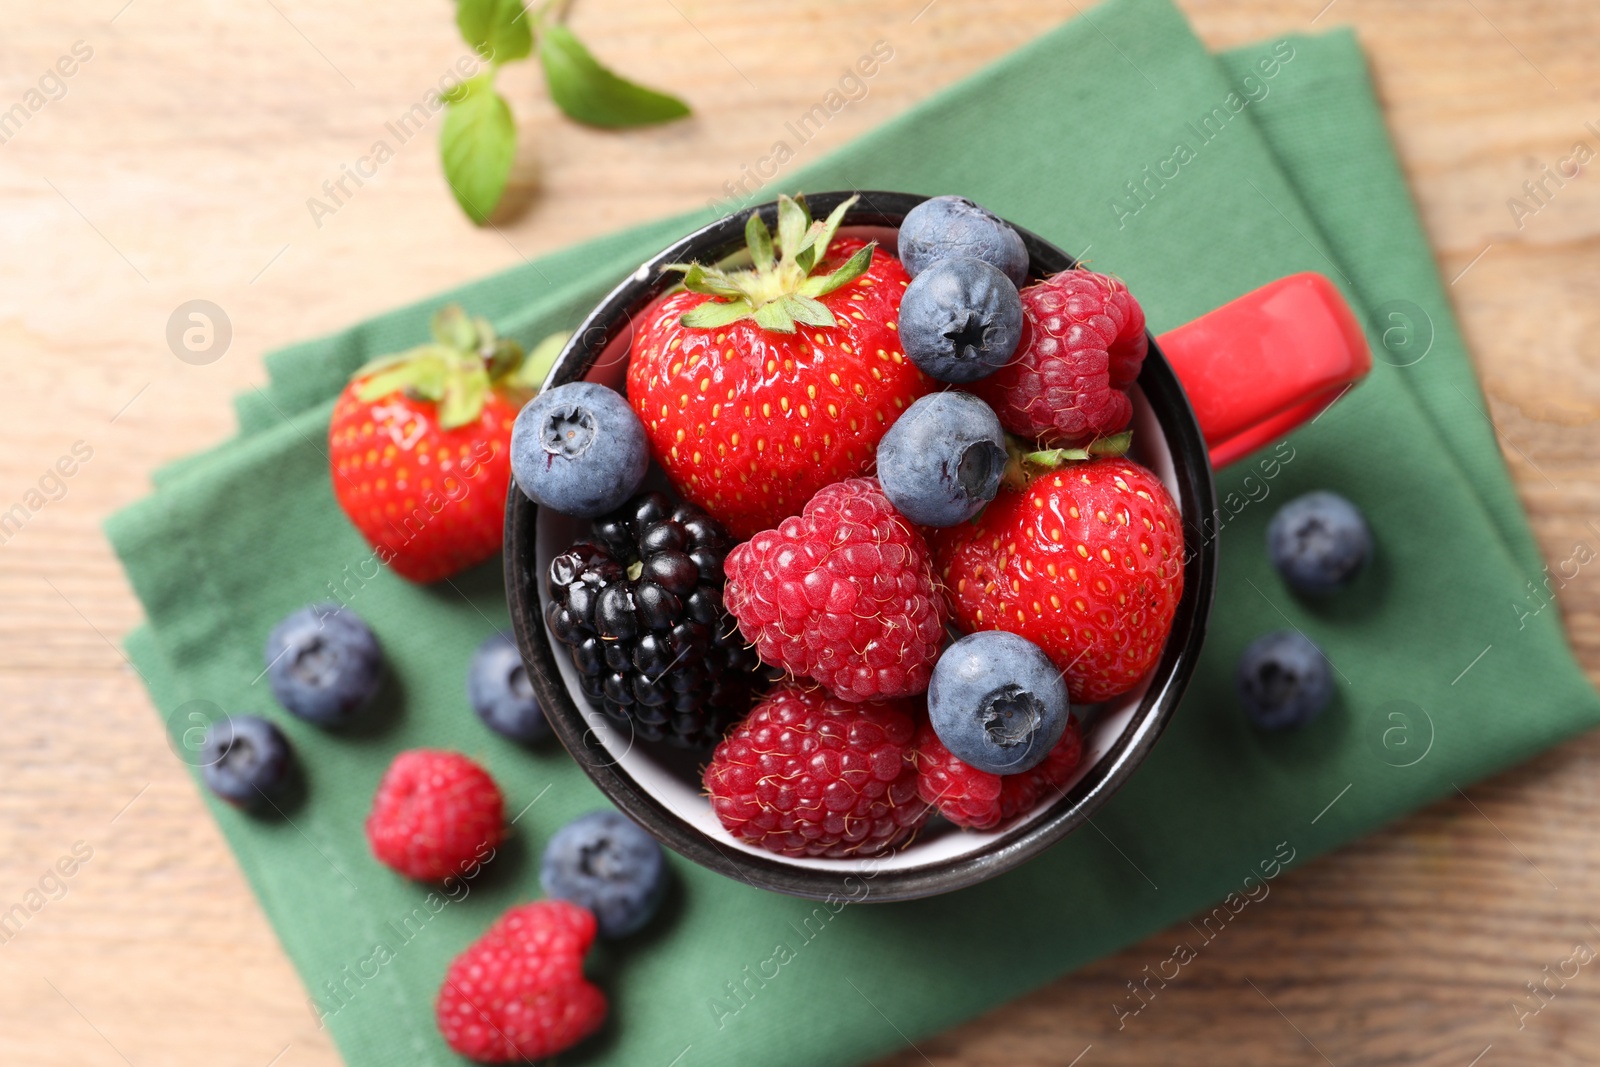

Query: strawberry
<box><xmin>627</xmin><ymin>194</ymin><xmax>932</xmax><ymax>540</ymax></box>
<box><xmin>328</xmin><ymin>308</ymin><xmax>564</xmax><ymax>583</ymax></box>
<box><xmin>932</xmin><ymin>447</ymin><xmax>1185</xmax><ymax>704</ymax></box>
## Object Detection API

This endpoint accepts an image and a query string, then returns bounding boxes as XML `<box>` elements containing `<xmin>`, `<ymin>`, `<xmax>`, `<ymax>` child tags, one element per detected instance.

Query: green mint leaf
<box><xmin>799</xmin><ymin>241</ymin><xmax>875</xmax><ymax>298</ymax></box>
<box><xmin>681</xmin><ymin>299</ymin><xmax>754</xmax><ymax>329</ymax></box>
<box><xmin>456</xmin><ymin>0</ymin><xmax>533</xmax><ymax>64</ymax></box>
<box><xmin>440</xmin><ymin>75</ymin><xmax>517</xmax><ymax>225</ymax></box>
<box><xmin>537</xmin><ymin>24</ymin><xmax>690</xmax><ymax>128</ymax></box>
<box><xmin>745</xmin><ymin>213</ymin><xmax>775</xmax><ymax>273</ymax></box>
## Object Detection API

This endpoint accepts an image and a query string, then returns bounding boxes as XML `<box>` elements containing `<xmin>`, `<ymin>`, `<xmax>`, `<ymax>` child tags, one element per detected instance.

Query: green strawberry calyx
<box><xmin>350</xmin><ymin>305</ymin><xmax>569</xmax><ymax>430</ymax></box>
<box><xmin>1001</xmin><ymin>430</ymin><xmax>1133</xmax><ymax>489</ymax></box>
<box><xmin>662</xmin><ymin>193</ymin><xmax>876</xmax><ymax>335</ymax></box>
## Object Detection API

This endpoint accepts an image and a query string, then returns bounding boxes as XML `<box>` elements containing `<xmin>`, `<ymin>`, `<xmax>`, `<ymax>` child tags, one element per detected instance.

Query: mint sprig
<box><xmin>442</xmin><ymin>0</ymin><xmax>691</xmax><ymax>226</ymax></box>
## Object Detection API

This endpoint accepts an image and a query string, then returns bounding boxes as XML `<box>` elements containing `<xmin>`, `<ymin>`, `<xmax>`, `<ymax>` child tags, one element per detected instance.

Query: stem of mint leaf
<box><xmin>440</xmin><ymin>0</ymin><xmax>691</xmax><ymax>225</ymax></box>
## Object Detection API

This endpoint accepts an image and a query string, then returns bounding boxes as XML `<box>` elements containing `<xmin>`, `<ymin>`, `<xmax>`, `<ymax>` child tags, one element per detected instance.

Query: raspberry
<box><xmin>912</xmin><ymin>717</ymin><xmax>1084</xmax><ymax>831</ymax></box>
<box><xmin>435</xmin><ymin>900</ymin><xmax>606</xmax><ymax>1062</ymax></box>
<box><xmin>703</xmin><ymin>682</ymin><xmax>929</xmax><ymax>857</ymax></box>
<box><xmin>366</xmin><ymin>750</ymin><xmax>505</xmax><ymax>882</ymax></box>
<box><xmin>974</xmin><ymin>269</ymin><xmax>1147</xmax><ymax>446</ymax></box>
<box><xmin>723</xmin><ymin>478</ymin><xmax>947</xmax><ymax>702</ymax></box>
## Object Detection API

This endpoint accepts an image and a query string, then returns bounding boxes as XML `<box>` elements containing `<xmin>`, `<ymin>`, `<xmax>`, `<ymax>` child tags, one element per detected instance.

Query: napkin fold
<box><xmin>109</xmin><ymin>2</ymin><xmax>1599</xmax><ymax>1064</ymax></box>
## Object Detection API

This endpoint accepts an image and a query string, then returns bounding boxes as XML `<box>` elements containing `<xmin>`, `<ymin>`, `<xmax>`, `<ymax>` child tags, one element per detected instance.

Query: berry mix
<box><xmin>514</xmin><ymin>193</ymin><xmax>1189</xmax><ymax>859</ymax></box>
<box><xmin>188</xmin><ymin>192</ymin><xmax>1373</xmax><ymax>1062</ymax></box>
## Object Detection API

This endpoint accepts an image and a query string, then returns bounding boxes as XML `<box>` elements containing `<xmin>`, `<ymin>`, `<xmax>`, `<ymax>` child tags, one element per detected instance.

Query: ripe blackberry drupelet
<box><xmin>545</xmin><ymin>491</ymin><xmax>771</xmax><ymax>747</ymax></box>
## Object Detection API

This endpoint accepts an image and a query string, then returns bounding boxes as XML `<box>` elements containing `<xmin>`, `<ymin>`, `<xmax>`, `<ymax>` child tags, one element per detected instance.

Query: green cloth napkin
<box><xmin>108</xmin><ymin>1</ymin><xmax>1599</xmax><ymax>1064</ymax></box>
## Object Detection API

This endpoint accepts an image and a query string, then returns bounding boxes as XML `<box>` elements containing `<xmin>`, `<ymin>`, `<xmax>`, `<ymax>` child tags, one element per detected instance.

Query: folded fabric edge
<box><xmin>1222</xmin><ymin>29</ymin><xmax>1550</xmax><ymax>584</ymax></box>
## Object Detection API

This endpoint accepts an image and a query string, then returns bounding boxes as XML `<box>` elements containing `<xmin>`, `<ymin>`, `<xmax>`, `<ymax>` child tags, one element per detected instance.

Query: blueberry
<box><xmin>201</xmin><ymin>715</ymin><xmax>293</xmax><ymax>810</ymax></box>
<box><xmin>928</xmin><ymin>631</ymin><xmax>1069</xmax><ymax>775</ymax></box>
<box><xmin>511</xmin><ymin>382</ymin><xmax>649</xmax><ymax>518</ymax></box>
<box><xmin>1267</xmin><ymin>491</ymin><xmax>1372</xmax><ymax>595</ymax></box>
<box><xmin>468</xmin><ymin>631</ymin><xmax>549</xmax><ymax>743</ymax></box>
<box><xmin>898</xmin><ymin>258</ymin><xmax>1023</xmax><ymax>383</ymax></box>
<box><xmin>877</xmin><ymin>392</ymin><xmax>1006</xmax><ymax>526</ymax></box>
<box><xmin>540</xmin><ymin>810</ymin><xmax>666</xmax><ymax>938</ymax></box>
<box><xmin>898</xmin><ymin>195</ymin><xmax>1030</xmax><ymax>287</ymax></box>
<box><xmin>265</xmin><ymin>604</ymin><xmax>384</xmax><ymax>727</ymax></box>
<box><xmin>1236</xmin><ymin>630</ymin><xmax>1334</xmax><ymax>731</ymax></box>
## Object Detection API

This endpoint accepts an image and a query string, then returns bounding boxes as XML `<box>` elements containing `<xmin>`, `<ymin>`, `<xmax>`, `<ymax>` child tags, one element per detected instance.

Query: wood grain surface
<box><xmin>2</xmin><ymin>1</ymin><xmax>1597</xmax><ymax>1064</ymax></box>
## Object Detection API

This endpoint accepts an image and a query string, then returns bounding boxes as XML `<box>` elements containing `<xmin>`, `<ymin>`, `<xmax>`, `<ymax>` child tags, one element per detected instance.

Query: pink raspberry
<box><xmin>365</xmin><ymin>750</ymin><xmax>505</xmax><ymax>882</ymax></box>
<box><xmin>703</xmin><ymin>682</ymin><xmax>928</xmax><ymax>857</ymax></box>
<box><xmin>723</xmin><ymin>477</ymin><xmax>947</xmax><ymax>702</ymax></box>
<box><xmin>975</xmin><ymin>269</ymin><xmax>1147</xmax><ymax>446</ymax></box>
<box><xmin>912</xmin><ymin>717</ymin><xmax>1084</xmax><ymax>831</ymax></box>
<box><xmin>435</xmin><ymin>900</ymin><xmax>606</xmax><ymax>1062</ymax></box>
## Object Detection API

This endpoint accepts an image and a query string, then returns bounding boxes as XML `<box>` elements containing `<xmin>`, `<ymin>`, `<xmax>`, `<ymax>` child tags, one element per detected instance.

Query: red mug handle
<box><xmin>1155</xmin><ymin>273</ymin><xmax>1372</xmax><ymax>469</ymax></box>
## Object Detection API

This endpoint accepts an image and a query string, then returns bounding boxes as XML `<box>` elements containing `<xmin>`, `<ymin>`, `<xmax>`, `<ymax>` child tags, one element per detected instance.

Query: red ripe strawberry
<box><xmin>724</xmin><ymin>477</ymin><xmax>947</xmax><ymax>702</ymax></box>
<box><xmin>627</xmin><ymin>195</ymin><xmax>932</xmax><ymax>539</ymax></box>
<box><xmin>703</xmin><ymin>682</ymin><xmax>928</xmax><ymax>858</ymax></box>
<box><xmin>329</xmin><ymin>307</ymin><xmax>563</xmax><ymax>583</ymax></box>
<box><xmin>912</xmin><ymin>716</ymin><xmax>1084</xmax><ymax>831</ymax></box>
<box><xmin>435</xmin><ymin>899</ymin><xmax>606</xmax><ymax>1063</ymax></box>
<box><xmin>933</xmin><ymin>454</ymin><xmax>1184</xmax><ymax>704</ymax></box>
<box><xmin>974</xmin><ymin>269</ymin><xmax>1147</xmax><ymax>447</ymax></box>
<box><xmin>366</xmin><ymin>749</ymin><xmax>506</xmax><ymax>882</ymax></box>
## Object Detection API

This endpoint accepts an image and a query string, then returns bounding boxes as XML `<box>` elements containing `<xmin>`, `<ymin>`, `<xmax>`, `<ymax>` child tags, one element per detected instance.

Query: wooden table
<box><xmin>2</xmin><ymin>1</ymin><xmax>1595</xmax><ymax>1063</ymax></box>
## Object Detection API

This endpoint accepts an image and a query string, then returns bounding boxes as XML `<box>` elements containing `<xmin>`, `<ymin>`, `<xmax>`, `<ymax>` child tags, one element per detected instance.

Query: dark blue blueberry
<box><xmin>265</xmin><ymin>604</ymin><xmax>384</xmax><ymax>727</ymax></box>
<box><xmin>540</xmin><ymin>810</ymin><xmax>666</xmax><ymax>938</ymax></box>
<box><xmin>468</xmin><ymin>631</ymin><xmax>549</xmax><ymax>743</ymax></box>
<box><xmin>1267</xmin><ymin>491</ymin><xmax>1372</xmax><ymax>595</ymax></box>
<box><xmin>201</xmin><ymin>715</ymin><xmax>293</xmax><ymax>810</ymax></box>
<box><xmin>877</xmin><ymin>392</ymin><xmax>1006</xmax><ymax>526</ymax></box>
<box><xmin>898</xmin><ymin>257</ymin><xmax>1023</xmax><ymax>384</ymax></box>
<box><xmin>512</xmin><ymin>382</ymin><xmax>649</xmax><ymax>518</ymax></box>
<box><xmin>1236</xmin><ymin>630</ymin><xmax>1334</xmax><ymax>731</ymax></box>
<box><xmin>898</xmin><ymin>195</ymin><xmax>1030</xmax><ymax>286</ymax></box>
<box><xmin>928</xmin><ymin>631</ymin><xmax>1069</xmax><ymax>775</ymax></box>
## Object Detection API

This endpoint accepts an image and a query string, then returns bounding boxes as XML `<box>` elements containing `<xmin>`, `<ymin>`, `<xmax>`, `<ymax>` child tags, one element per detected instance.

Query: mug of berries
<box><xmin>504</xmin><ymin>191</ymin><xmax>1370</xmax><ymax>901</ymax></box>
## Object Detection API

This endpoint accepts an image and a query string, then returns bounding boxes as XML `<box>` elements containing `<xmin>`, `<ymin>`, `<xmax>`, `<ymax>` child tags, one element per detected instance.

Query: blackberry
<box><xmin>545</xmin><ymin>491</ymin><xmax>772</xmax><ymax>747</ymax></box>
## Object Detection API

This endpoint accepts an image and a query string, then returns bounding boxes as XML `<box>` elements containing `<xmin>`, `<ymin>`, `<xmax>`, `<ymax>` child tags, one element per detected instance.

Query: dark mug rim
<box><xmin>505</xmin><ymin>190</ymin><xmax>1218</xmax><ymax>902</ymax></box>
